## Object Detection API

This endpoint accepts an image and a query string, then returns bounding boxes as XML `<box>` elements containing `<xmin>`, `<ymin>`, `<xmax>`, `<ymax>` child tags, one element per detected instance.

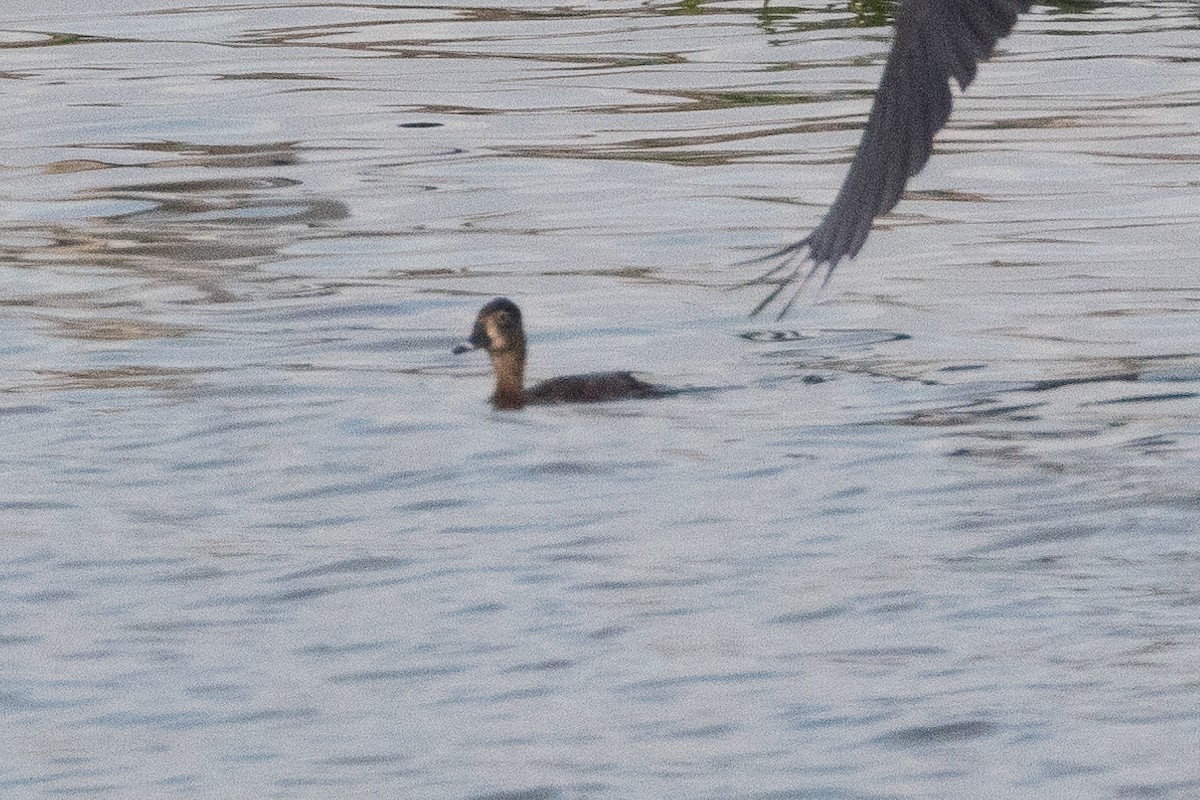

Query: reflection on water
<box><xmin>1</xmin><ymin>1</ymin><xmax>1199</xmax><ymax>799</ymax></box>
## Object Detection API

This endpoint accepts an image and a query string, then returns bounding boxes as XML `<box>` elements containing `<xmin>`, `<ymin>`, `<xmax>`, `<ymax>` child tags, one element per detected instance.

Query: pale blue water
<box><xmin>1</xmin><ymin>1</ymin><xmax>1199</xmax><ymax>798</ymax></box>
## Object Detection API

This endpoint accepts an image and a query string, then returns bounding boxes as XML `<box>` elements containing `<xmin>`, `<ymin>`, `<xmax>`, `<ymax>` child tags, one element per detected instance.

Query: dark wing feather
<box><xmin>747</xmin><ymin>0</ymin><xmax>1033</xmax><ymax>316</ymax></box>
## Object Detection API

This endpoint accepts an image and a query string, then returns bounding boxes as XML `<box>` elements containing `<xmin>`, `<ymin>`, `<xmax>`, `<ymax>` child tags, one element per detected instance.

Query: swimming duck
<box><xmin>749</xmin><ymin>0</ymin><xmax>1034</xmax><ymax>315</ymax></box>
<box><xmin>453</xmin><ymin>297</ymin><xmax>664</xmax><ymax>409</ymax></box>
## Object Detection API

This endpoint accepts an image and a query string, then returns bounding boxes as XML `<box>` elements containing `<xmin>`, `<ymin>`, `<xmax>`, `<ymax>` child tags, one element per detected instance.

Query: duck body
<box><xmin>453</xmin><ymin>297</ymin><xmax>666</xmax><ymax>410</ymax></box>
<box><xmin>526</xmin><ymin>371</ymin><xmax>662</xmax><ymax>406</ymax></box>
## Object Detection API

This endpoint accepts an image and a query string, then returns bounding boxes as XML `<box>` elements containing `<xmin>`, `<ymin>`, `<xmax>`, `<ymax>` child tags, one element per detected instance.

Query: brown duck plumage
<box><xmin>453</xmin><ymin>298</ymin><xmax>665</xmax><ymax>410</ymax></box>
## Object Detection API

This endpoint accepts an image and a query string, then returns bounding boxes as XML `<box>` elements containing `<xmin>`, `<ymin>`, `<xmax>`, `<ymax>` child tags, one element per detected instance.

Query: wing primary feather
<box><xmin>744</xmin><ymin>0</ymin><xmax>1034</xmax><ymax>316</ymax></box>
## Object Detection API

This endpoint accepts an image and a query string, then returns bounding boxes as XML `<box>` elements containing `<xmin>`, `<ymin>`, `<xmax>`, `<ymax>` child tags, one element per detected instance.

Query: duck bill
<box><xmin>452</xmin><ymin>321</ymin><xmax>491</xmax><ymax>355</ymax></box>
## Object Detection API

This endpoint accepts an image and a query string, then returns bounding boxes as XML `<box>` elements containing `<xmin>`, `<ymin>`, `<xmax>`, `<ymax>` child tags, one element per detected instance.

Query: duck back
<box><xmin>525</xmin><ymin>371</ymin><xmax>663</xmax><ymax>405</ymax></box>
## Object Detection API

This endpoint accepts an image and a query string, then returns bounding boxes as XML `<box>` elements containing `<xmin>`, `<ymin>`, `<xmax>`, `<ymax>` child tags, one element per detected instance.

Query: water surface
<box><xmin>1</xmin><ymin>1</ymin><xmax>1199</xmax><ymax>798</ymax></box>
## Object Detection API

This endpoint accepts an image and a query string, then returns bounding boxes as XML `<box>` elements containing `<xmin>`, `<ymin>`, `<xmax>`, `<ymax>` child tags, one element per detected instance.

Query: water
<box><xmin>2</xmin><ymin>1</ymin><xmax>1199</xmax><ymax>797</ymax></box>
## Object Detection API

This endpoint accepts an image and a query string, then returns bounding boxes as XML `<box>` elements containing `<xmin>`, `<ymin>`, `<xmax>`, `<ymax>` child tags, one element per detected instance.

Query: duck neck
<box><xmin>489</xmin><ymin>341</ymin><xmax>526</xmax><ymax>409</ymax></box>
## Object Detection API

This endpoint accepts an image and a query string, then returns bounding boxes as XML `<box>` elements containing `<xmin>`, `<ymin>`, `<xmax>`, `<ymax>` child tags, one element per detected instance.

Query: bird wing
<box><xmin>749</xmin><ymin>0</ymin><xmax>1033</xmax><ymax>316</ymax></box>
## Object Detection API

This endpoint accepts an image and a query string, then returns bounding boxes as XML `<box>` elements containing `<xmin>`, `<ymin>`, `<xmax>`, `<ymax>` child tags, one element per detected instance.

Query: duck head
<box><xmin>453</xmin><ymin>297</ymin><xmax>527</xmax><ymax>408</ymax></box>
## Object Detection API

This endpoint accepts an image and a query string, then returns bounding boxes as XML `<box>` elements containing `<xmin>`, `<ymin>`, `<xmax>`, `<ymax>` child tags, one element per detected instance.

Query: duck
<box><xmin>748</xmin><ymin>0</ymin><xmax>1034</xmax><ymax>316</ymax></box>
<box><xmin>453</xmin><ymin>297</ymin><xmax>665</xmax><ymax>409</ymax></box>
